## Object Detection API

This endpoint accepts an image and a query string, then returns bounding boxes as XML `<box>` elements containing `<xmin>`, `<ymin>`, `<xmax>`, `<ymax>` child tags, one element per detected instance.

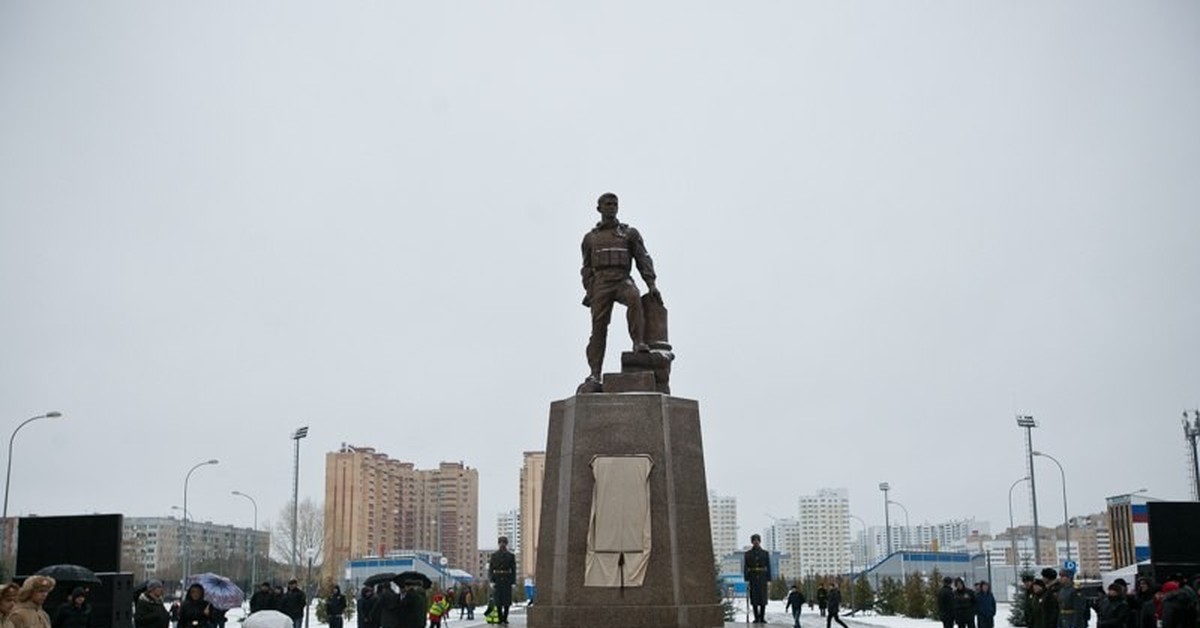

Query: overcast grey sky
<box><xmin>2</xmin><ymin>2</ymin><xmax>1198</xmax><ymax>551</ymax></box>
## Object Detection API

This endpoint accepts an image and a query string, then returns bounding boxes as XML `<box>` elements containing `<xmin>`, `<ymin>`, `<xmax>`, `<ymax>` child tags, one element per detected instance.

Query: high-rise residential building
<box><xmin>858</xmin><ymin>518</ymin><xmax>990</xmax><ymax>563</ymax></box>
<box><xmin>497</xmin><ymin>509</ymin><xmax>520</xmax><ymax>554</ymax></box>
<box><xmin>797</xmin><ymin>488</ymin><xmax>850</xmax><ymax>576</ymax></box>
<box><xmin>122</xmin><ymin>516</ymin><xmax>268</xmax><ymax>584</ymax></box>
<box><xmin>1060</xmin><ymin>513</ymin><xmax>1110</xmax><ymax>578</ymax></box>
<box><xmin>1106</xmin><ymin>493</ymin><xmax>1153</xmax><ymax>570</ymax></box>
<box><xmin>708</xmin><ymin>491</ymin><xmax>738</xmax><ymax>561</ymax></box>
<box><xmin>519</xmin><ymin>451</ymin><xmax>545</xmax><ymax>580</ymax></box>
<box><xmin>324</xmin><ymin>445</ymin><xmax>479</xmax><ymax>581</ymax></box>
<box><xmin>763</xmin><ymin>518</ymin><xmax>802</xmax><ymax>580</ymax></box>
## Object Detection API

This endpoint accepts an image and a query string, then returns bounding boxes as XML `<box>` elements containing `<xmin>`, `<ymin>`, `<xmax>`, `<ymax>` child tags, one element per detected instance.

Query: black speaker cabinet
<box><xmin>15</xmin><ymin>514</ymin><xmax>123</xmax><ymax>575</ymax></box>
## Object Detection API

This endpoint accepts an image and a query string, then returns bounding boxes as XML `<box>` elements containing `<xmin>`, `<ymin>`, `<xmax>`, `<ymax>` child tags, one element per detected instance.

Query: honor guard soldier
<box><xmin>744</xmin><ymin>534</ymin><xmax>772</xmax><ymax>623</ymax></box>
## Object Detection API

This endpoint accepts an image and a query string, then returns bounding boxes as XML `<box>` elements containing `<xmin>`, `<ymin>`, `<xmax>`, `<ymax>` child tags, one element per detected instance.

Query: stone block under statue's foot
<box><xmin>528</xmin><ymin>393</ymin><xmax>723</xmax><ymax>628</ymax></box>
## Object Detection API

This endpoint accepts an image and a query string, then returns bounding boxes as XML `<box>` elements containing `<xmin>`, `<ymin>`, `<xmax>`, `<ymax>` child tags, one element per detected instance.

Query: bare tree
<box><xmin>268</xmin><ymin>498</ymin><xmax>324</xmax><ymax>572</ymax></box>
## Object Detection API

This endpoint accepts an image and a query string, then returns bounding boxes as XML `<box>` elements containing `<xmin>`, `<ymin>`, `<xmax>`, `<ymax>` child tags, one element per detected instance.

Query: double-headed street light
<box><xmin>1032</xmin><ymin>450</ymin><xmax>1071</xmax><ymax>563</ymax></box>
<box><xmin>2</xmin><ymin>411</ymin><xmax>63</xmax><ymax>569</ymax></box>
<box><xmin>232</xmin><ymin>491</ymin><xmax>259</xmax><ymax>589</ymax></box>
<box><xmin>183</xmin><ymin>459</ymin><xmax>219</xmax><ymax>587</ymax></box>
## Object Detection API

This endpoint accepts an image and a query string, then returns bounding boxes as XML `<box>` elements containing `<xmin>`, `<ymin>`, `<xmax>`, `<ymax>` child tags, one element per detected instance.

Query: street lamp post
<box><xmin>848</xmin><ymin>514</ymin><xmax>867</xmax><ymax>612</ymax></box>
<box><xmin>1033</xmin><ymin>451</ymin><xmax>1071</xmax><ymax>564</ymax></box>
<box><xmin>1016</xmin><ymin>415</ymin><xmax>1042</xmax><ymax>564</ymax></box>
<box><xmin>878</xmin><ymin>483</ymin><xmax>892</xmax><ymax>556</ymax></box>
<box><xmin>305</xmin><ymin>547</ymin><xmax>317</xmax><ymax>628</ymax></box>
<box><xmin>232</xmin><ymin>491</ymin><xmax>259</xmax><ymax>589</ymax></box>
<box><xmin>887</xmin><ymin>500</ymin><xmax>911</xmax><ymax>550</ymax></box>
<box><xmin>183</xmin><ymin>459</ymin><xmax>219</xmax><ymax>587</ymax></box>
<box><xmin>291</xmin><ymin>426</ymin><xmax>309</xmax><ymax>579</ymax></box>
<box><xmin>1008</xmin><ymin>476</ymin><xmax>1030</xmax><ymax>596</ymax></box>
<box><xmin>2</xmin><ymin>411</ymin><xmax>63</xmax><ymax>571</ymax></box>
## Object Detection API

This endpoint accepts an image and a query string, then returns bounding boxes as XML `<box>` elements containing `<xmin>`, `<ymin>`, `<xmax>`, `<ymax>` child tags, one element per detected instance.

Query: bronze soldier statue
<box><xmin>579</xmin><ymin>192</ymin><xmax>661</xmax><ymax>392</ymax></box>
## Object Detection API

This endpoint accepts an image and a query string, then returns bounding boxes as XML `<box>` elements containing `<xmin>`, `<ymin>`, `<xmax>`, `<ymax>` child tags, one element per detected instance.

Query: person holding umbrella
<box><xmin>10</xmin><ymin>576</ymin><xmax>55</xmax><ymax>628</ymax></box>
<box><xmin>396</xmin><ymin>578</ymin><xmax>426</xmax><ymax>628</ymax></box>
<box><xmin>356</xmin><ymin>587</ymin><xmax>376</xmax><ymax>628</ymax></box>
<box><xmin>52</xmin><ymin>588</ymin><xmax>92</xmax><ymax>628</ymax></box>
<box><xmin>179</xmin><ymin>584</ymin><xmax>213</xmax><ymax>628</ymax></box>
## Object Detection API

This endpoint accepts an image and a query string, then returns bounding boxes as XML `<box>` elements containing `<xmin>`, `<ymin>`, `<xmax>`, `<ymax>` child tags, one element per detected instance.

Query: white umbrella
<box><xmin>242</xmin><ymin>611</ymin><xmax>293</xmax><ymax>628</ymax></box>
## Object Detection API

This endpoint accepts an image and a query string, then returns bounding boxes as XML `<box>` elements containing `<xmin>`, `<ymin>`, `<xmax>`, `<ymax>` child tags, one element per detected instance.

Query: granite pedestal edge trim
<box><xmin>549</xmin><ymin>396</ymin><xmax>576</xmax><ymax>607</ymax></box>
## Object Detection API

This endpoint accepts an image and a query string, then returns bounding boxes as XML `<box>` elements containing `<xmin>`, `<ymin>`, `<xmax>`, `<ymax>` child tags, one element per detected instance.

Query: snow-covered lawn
<box><xmin>743</xmin><ymin>599</ymin><xmax>1020</xmax><ymax>628</ymax></box>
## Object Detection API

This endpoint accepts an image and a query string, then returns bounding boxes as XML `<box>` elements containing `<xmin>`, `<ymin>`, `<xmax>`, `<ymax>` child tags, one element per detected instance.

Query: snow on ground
<box><xmin>739</xmin><ymin>599</ymin><xmax>1020</xmax><ymax>628</ymax></box>
<box><xmin>214</xmin><ymin>598</ymin><xmax>1019</xmax><ymax>628</ymax></box>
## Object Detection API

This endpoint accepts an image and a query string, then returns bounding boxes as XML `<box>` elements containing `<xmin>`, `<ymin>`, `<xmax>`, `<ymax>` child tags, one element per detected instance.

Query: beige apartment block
<box><xmin>324</xmin><ymin>445</ymin><xmax>478</xmax><ymax>581</ymax></box>
<box><xmin>519</xmin><ymin>451</ymin><xmax>545</xmax><ymax>580</ymax></box>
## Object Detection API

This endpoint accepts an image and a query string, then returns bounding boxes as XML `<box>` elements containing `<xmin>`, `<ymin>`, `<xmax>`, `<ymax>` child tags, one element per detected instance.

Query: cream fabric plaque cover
<box><xmin>584</xmin><ymin>454</ymin><xmax>654</xmax><ymax>587</ymax></box>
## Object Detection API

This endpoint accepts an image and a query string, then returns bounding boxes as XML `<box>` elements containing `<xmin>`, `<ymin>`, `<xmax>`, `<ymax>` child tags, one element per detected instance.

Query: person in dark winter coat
<box><xmin>816</xmin><ymin>586</ymin><xmax>828</xmax><ymax>617</ymax></box>
<box><xmin>369</xmin><ymin>585</ymin><xmax>401</xmax><ymax>628</ymax></box>
<box><xmin>937</xmin><ymin>577</ymin><xmax>956</xmax><ymax>628</ymax></box>
<box><xmin>1040</xmin><ymin>569</ymin><xmax>1062</xmax><ymax>628</ymax></box>
<box><xmin>1030</xmin><ymin>581</ymin><xmax>1052</xmax><ymax>628</ymax></box>
<box><xmin>1058</xmin><ymin>570</ymin><xmax>1084</xmax><ymax>628</ymax></box>
<box><xmin>785</xmin><ymin>585</ymin><xmax>806</xmax><ymax>628</ymax></box>
<box><xmin>743</xmin><ymin>534</ymin><xmax>771</xmax><ymax>624</ymax></box>
<box><xmin>457</xmin><ymin>587</ymin><xmax>473</xmax><ymax>620</ymax></box>
<box><xmin>975</xmin><ymin>581</ymin><xmax>997</xmax><ymax>628</ymax></box>
<box><xmin>825</xmin><ymin>582</ymin><xmax>849</xmax><ymax>628</ymax></box>
<box><xmin>325</xmin><ymin>586</ymin><xmax>347</xmax><ymax>628</ymax></box>
<box><xmin>133</xmin><ymin>581</ymin><xmax>170</xmax><ymax>628</ymax></box>
<box><xmin>249</xmin><ymin>583</ymin><xmax>276</xmax><ymax>614</ymax></box>
<box><xmin>1133</xmin><ymin>579</ymin><xmax>1156</xmax><ymax>628</ymax></box>
<box><xmin>1096</xmin><ymin>584</ymin><xmax>1130</xmax><ymax>628</ymax></box>
<box><xmin>953</xmin><ymin>578</ymin><xmax>977</xmax><ymax>628</ymax></box>
<box><xmin>488</xmin><ymin>536</ymin><xmax>517</xmax><ymax>625</ymax></box>
<box><xmin>396</xmin><ymin>581</ymin><xmax>426</xmax><ymax>628</ymax></box>
<box><xmin>278</xmin><ymin>581</ymin><xmax>307</xmax><ymax>628</ymax></box>
<box><xmin>1159</xmin><ymin>581</ymin><xmax>1195</xmax><ymax>628</ymax></box>
<box><xmin>357</xmin><ymin>587</ymin><xmax>377</xmax><ymax>628</ymax></box>
<box><xmin>178</xmin><ymin>584</ymin><xmax>212</xmax><ymax>628</ymax></box>
<box><xmin>52</xmin><ymin>588</ymin><xmax>92</xmax><ymax>628</ymax></box>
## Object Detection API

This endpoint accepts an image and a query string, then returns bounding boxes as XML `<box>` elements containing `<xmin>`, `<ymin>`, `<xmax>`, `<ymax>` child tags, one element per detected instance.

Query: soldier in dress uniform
<box><xmin>578</xmin><ymin>192</ymin><xmax>661</xmax><ymax>391</ymax></box>
<box><xmin>744</xmin><ymin>534</ymin><xmax>772</xmax><ymax>623</ymax></box>
<box><xmin>488</xmin><ymin>536</ymin><xmax>517</xmax><ymax>625</ymax></box>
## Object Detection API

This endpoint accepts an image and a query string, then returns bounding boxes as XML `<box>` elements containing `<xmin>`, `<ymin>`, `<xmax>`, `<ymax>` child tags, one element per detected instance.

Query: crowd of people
<box><xmin>0</xmin><ymin>577</ymin><xmax>97</xmax><ymax>628</ymax></box>
<box><xmin>1020</xmin><ymin>568</ymin><xmax>1200</xmax><ymax>628</ymax></box>
<box><xmin>933</xmin><ymin>576</ymin><xmax>997</xmax><ymax>628</ymax></box>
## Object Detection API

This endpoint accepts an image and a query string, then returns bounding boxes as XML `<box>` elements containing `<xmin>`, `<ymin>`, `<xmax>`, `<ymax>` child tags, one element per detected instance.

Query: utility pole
<box><xmin>879</xmin><ymin>483</ymin><xmax>892</xmax><ymax>556</ymax></box>
<box><xmin>1183</xmin><ymin>410</ymin><xmax>1200</xmax><ymax>501</ymax></box>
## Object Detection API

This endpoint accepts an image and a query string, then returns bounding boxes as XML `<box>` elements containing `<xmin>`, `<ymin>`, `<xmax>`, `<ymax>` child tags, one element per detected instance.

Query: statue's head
<box><xmin>596</xmin><ymin>192</ymin><xmax>619</xmax><ymax>221</ymax></box>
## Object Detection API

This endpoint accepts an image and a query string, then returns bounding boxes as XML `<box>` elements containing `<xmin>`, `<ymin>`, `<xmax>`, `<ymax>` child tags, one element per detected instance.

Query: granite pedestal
<box><xmin>528</xmin><ymin>393</ymin><xmax>723</xmax><ymax>628</ymax></box>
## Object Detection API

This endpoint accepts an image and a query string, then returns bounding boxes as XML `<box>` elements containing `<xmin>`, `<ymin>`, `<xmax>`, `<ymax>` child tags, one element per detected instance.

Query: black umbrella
<box><xmin>34</xmin><ymin>564</ymin><xmax>101</xmax><ymax>585</ymax></box>
<box><xmin>392</xmin><ymin>571</ymin><xmax>432</xmax><ymax>590</ymax></box>
<box><xmin>363</xmin><ymin>572</ymin><xmax>397</xmax><ymax>588</ymax></box>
